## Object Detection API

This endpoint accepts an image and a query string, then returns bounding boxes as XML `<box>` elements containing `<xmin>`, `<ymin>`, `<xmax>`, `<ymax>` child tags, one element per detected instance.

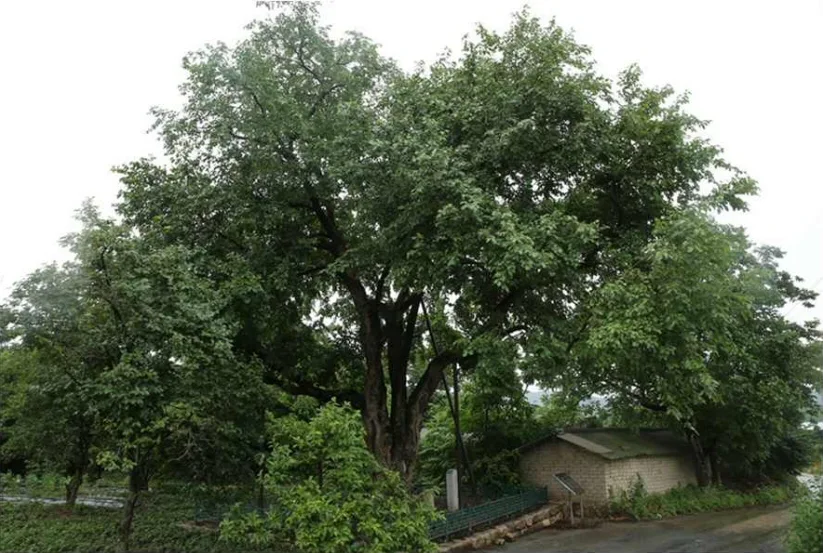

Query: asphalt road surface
<box><xmin>485</xmin><ymin>504</ymin><xmax>792</xmax><ymax>553</ymax></box>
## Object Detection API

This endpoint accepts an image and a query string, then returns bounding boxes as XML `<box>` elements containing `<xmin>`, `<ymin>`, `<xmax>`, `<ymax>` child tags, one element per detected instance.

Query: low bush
<box><xmin>0</xmin><ymin>491</ymin><xmax>270</xmax><ymax>553</ymax></box>
<box><xmin>0</xmin><ymin>471</ymin><xmax>128</xmax><ymax>500</ymax></box>
<box><xmin>0</xmin><ymin>472</ymin><xmax>65</xmax><ymax>498</ymax></box>
<box><xmin>786</xmin><ymin>487</ymin><xmax>823</xmax><ymax>553</ymax></box>
<box><xmin>220</xmin><ymin>403</ymin><xmax>438</xmax><ymax>553</ymax></box>
<box><xmin>608</xmin><ymin>474</ymin><xmax>797</xmax><ymax>520</ymax></box>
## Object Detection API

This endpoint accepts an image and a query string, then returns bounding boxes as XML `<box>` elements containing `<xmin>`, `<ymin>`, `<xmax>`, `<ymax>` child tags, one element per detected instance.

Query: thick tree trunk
<box><xmin>311</xmin><ymin>185</ymin><xmax>492</xmax><ymax>486</ymax></box>
<box><xmin>359</xmin><ymin>293</ymin><xmax>458</xmax><ymax>484</ymax></box>
<box><xmin>65</xmin><ymin>467</ymin><xmax>83</xmax><ymax>507</ymax></box>
<box><xmin>709</xmin><ymin>449</ymin><xmax>722</xmax><ymax>486</ymax></box>
<box><xmin>385</xmin><ymin>296</ymin><xmax>421</xmax><ymax>481</ymax></box>
<box><xmin>361</xmin><ymin>306</ymin><xmax>391</xmax><ymax>465</ymax></box>
<box><xmin>389</xmin><ymin>422</ymin><xmax>421</xmax><ymax>483</ymax></box>
<box><xmin>687</xmin><ymin>430</ymin><xmax>712</xmax><ymax>487</ymax></box>
<box><xmin>340</xmin><ymin>268</ymin><xmax>466</xmax><ymax>485</ymax></box>
<box><xmin>342</xmin><ymin>274</ymin><xmax>392</xmax><ymax>467</ymax></box>
<box><xmin>384</xmin><ymin>352</ymin><xmax>461</xmax><ymax>484</ymax></box>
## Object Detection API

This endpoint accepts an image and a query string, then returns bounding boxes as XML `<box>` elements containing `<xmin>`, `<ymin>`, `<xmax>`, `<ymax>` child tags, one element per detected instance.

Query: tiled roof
<box><xmin>520</xmin><ymin>428</ymin><xmax>691</xmax><ymax>460</ymax></box>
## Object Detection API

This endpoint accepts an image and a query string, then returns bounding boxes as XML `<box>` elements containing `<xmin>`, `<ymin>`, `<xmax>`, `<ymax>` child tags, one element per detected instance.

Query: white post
<box><xmin>446</xmin><ymin>468</ymin><xmax>459</xmax><ymax>512</ymax></box>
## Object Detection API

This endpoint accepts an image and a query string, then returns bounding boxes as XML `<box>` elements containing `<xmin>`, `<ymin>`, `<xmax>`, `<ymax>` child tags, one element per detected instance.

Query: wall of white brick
<box><xmin>519</xmin><ymin>440</ymin><xmax>697</xmax><ymax>504</ymax></box>
<box><xmin>519</xmin><ymin>441</ymin><xmax>609</xmax><ymax>502</ymax></box>
<box><xmin>605</xmin><ymin>455</ymin><xmax>696</xmax><ymax>498</ymax></box>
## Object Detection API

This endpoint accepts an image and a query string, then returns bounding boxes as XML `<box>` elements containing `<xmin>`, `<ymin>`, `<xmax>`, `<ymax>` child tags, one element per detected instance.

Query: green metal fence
<box><xmin>428</xmin><ymin>487</ymin><xmax>548</xmax><ymax>541</ymax></box>
<box><xmin>191</xmin><ymin>484</ymin><xmax>548</xmax><ymax>543</ymax></box>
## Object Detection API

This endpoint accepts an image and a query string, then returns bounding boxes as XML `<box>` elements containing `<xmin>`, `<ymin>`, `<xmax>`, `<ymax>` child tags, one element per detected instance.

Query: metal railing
<box><xmin>189</xmin><ymin>483</ymin><xmax>549</xmax><ymax>543</ymax></box>
<box><xmin>428</xmin><ymin>486</ymin><xmax>548</xmax><ymax>541</ymax></box>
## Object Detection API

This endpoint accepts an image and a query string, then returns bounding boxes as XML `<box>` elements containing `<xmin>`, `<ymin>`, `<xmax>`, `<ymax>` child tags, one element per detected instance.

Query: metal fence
<box><xmin>428</xmin><ymin>486</ymin><xmax>548</xmax><ymax>541</ymax></box>
<box><xmin>191</xmin><ymin>484</ymin><xmax>548</xmax><ymax>543</ymax></box>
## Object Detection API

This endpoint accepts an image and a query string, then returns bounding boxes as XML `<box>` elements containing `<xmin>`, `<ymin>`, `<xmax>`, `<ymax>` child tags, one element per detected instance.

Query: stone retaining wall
<box><xmin>438</xmin><ymin>503</ymin><xmax>565</xmax><ymax>552</ymax></box>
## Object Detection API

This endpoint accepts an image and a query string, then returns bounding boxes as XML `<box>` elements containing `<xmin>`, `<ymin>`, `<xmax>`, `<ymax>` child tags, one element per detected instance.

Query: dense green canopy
<box><xmin>1</xmin><ymin>7</ymin><xmax>820</xmax><ymax>549</ymax></box>
<box><xmin>111</xmin><ymin>4</ymin><xmax>760</xmax><ymax>478</ymax></box>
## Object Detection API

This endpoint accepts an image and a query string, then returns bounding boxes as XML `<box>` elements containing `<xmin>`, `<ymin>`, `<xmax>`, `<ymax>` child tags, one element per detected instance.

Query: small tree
<box><xmin>3</xmin><ymin>202</ymin><xmax>268</xmax><ymax>547</ymax></box>
<box><xmin>558</xmin><ymin>209</ymin><xmax>822</xmax><ymax>486</ymax></box>
<box><xmin>221</xmin><ymin>402</ymin><xmax>438</xmax><ymax>553</ymax></box>
<box><xmin>63</xmin><ymin>205</ymin><xmax>261</xmax><ymax>548</ymax></box>
<box><xmin>0</xmin><ymin>266</ymin><xmax>104</xmax><ymax>506</ymax></box>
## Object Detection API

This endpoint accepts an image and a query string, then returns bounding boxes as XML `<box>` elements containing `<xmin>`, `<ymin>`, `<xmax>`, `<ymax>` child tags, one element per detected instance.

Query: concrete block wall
<box><xmin>519</xmin><ymin>441</ymin><xmax>609</xmax><ymax>502</ymax></box>
<box><xmin>605</xmin><ymin>455</ymin><xmax>697</xmax><ymax>499</ymax></box>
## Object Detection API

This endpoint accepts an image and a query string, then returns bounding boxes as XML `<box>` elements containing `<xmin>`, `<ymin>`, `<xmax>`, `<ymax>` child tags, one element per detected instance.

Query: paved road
<box><xmin>486</xmin><ymin>505</ymin><xmax>792</xmax><ymax>553</ymax></box>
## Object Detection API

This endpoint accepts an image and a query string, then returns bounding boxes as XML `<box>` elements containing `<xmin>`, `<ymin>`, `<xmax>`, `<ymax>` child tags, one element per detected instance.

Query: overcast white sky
<box><xmin>1</xmin><ymin>0</ymin><xmax>821</xmax><ymax>322</ymax></box>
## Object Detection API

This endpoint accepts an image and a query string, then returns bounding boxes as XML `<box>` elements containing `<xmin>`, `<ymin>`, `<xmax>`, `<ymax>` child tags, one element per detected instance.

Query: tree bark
<box><xmin>361</xmin><ymin>304</ymin><xmax>391</xmax><ymax>466</ymax></box>
<box><xmin>65</xmin><ymin>430</ymin><xmax>90</xmax><ymax>507</ymax></box>
<box><xmin>358</xmin><ymin>291</ymin><xmax>459</xmax><ymax>483</ymax></box>
<box><xmin>686</xmin><ymin>430</ymin><xmax>712</xmax><ymax>487</ymax></box>
<box><xmin>65</xmin><ymin>467</ymin><xmax>83</xmax><ymax>507</ymax></box>
<box><xmin>303</xmin><ymin>183</ymin><xmax>473</xmax><ymax>483</ymax></box>
<box><xmin>385</xmin><ymin>297</ymin><xmax>414</xmax><ymax>473</ymax></box>
<box><xmin>709</xmin><ymin>449</ymin><xmax>722</xmax><ymax>486</ymax></box>
<box><xmin>119</xmin><ymin>466</ymin><xmax>147</xmax><ymax>551</ymax></box>
<box><xmin>119</xmin><ymin>492</ymin><xmax>138</xmax><ymax>550</ymax></box>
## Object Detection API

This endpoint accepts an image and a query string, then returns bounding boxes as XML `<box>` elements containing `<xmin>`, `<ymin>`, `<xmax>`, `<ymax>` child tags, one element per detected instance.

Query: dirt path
<box><xmin>0</xmin><ymin>494</ymin><xmax>123</xmax><ymax>508</ymax></box>
<box><xmin>485</xmin><ymin>504</ymin><xmax>792</xmax><ymax>553</ymax></box>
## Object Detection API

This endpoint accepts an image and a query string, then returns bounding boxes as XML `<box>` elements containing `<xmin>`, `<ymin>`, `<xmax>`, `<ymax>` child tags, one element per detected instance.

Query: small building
<box><xmin>519</xmin><ymin>428</ymin><xmax>696</xmax><ymax>503</ymax></box>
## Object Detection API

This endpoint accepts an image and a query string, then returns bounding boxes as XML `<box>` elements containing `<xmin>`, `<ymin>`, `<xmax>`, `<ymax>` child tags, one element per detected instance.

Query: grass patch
<box><xmin>786</xmin><ymin>487</ymin><xmax>823</xmax><ymax>553</ymax></box>
<box><xmin>0</xmin><ymin>489</ymin><xmax>273</xmax><ymax>553</ymax></box>
<box><xmin>608</xmin><ymin>475</ymin><xmax>797</xmax><ymax>521</ymax></box>
<box><xmin>0</xmin><ymin>472</ymin><xmax>128</xmax><ymax>499</ymax></box>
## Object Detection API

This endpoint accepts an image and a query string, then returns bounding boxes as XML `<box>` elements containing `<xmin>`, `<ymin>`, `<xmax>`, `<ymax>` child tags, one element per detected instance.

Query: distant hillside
<box><xmin>525</xmin><ymin>389</ymin><xmax>607</xmax><ymax>406</ymax></box>
<box><xmin>527</xmin><ymin>389</ymin><xmax>823</xmax><ymax>421</ymax></box>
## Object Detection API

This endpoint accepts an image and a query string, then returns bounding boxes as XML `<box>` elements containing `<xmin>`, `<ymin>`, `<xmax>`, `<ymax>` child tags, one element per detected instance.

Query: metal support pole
<box><xmin>421</xmin><ymin>298</ymin><xmax>476</xmax><ymax>498</ymax></box>
<box><xmin>569</xmin><ymin>492</ymin><xmax>574</xmax><ymax>525</ymax></box>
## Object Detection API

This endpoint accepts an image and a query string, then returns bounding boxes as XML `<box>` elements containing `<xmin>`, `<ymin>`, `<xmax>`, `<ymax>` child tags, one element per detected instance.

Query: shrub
<box><xmin>786</xmin><ymin>487</ymin><xmax>823</xmax><ymax>553</ymax></box>
<box><xmin>0</xmin><ymin>490</ymin><xmax>268</xmax><ymax>553</ymax></box>
<box><xmin>0</xmin><ymin>472</ymin><xmax>67</xmax><ymax>498</ymax></box>
<box><xmin>609</xmin><ymin>474</ymin><xmax>796</xmax><ymax>521</ymax></box>
<box><xmin>721</xmin><ymin>429</ymin><xmax>820</xmax><ymax>485</ymax></box>
<box><xmin>471</xmin><ymin>450</ymin><xmax>521</xmax><ymax>498</ymax></box>
<box><xmin>220</xmin><ymin>403</ymin><xmax>438</xmax><ymax>553</ymax></box>
<box><xmin>609</xmin><ymin>474</ymin><xmax>652</xmax><ymax>519</ymax></box>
